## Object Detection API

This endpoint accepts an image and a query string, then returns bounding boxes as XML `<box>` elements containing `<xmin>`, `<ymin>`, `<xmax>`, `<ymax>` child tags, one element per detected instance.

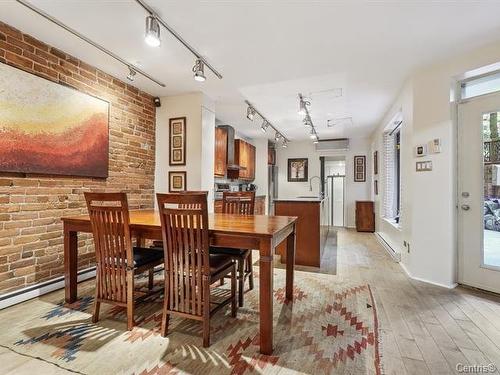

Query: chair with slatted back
<box><xmin>210</xmin><ymin>191</ymin><xmax>255</xmax><ymax>307</ymax></box>
<box><xmin>84</xmin><ymin>192</ymin><xmax>164</xmax><ymax>330</ymax></box>
<box><xmin>157</xmin><ymin>192</ymin><xmax>237</xmax><ymax>347</ymax></box>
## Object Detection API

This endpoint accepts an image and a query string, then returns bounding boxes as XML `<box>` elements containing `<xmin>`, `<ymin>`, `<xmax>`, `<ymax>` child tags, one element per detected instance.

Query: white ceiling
<box><xmin>2</xmin><ymin>0</ymin><xmax>500</xmax><ymax>141</ymax></box>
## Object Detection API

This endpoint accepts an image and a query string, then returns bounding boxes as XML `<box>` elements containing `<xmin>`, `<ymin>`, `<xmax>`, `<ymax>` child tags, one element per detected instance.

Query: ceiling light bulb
<box><xmin>127</xmin><ymin>67</ymin><xmax>136</xmax><ymax>81</ymax></box>
<box><xmin>145</xmin><ymin>16</ymin><xmax>161</xmax><ymax>47</ymax></box>
<box><xmin>192</xmin><ymin>58</ymin><xmax>206</xmax><ymax>82</ymax></box>
<box><xmin>261</xmin><ymin>121</ymin><xmax>269</xmax><ymax>133</ymax></box>
<box><xmin>282</xmin><ymin>140</ymin><xmax>288</xmax><ymax>148</ymax></box>
<box><xmin>275</xmin><ymin>132</ymin><xmax>281</xmax><ymax>142</ymax></box>
<box><xmin>246</xmin><ymin>106</ymin><xmax>255</xmax><ymax>121</ymax></box>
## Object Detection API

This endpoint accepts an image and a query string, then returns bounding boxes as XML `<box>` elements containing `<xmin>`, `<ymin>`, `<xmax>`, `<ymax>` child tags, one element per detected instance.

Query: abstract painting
<box><xmin>287</xmin><ymin>158</ymin><xmax>308</xmax><ymax>182</ymax></box>
<box><xmin>169</xmin><ymin>117</ymin><xmax>186</xmax><ymax>166</ymax></box>
<box><xmin>0</xmin><ymin>63</ymin><xmax>109</xmax><ymax>178</ymax></box>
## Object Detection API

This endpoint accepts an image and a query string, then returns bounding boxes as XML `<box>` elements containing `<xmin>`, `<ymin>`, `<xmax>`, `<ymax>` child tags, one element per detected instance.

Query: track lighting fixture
<box><xmin>192</xmin><ymin>58</ymin><xmax>206</xmax><ymax>82</ymax></box>
<box><xmin>282</xmin><ymin>140</ymin><xmax>288</xmax><ymax>148</ymax></box>
<box><xmin>244</xmin><ymin>100</ymin><xmax>289</xmax><ymax>143</ymax></box>
<box><xmin>246</xmin><ymin>106</ymin><xmax>255</xmax><ymax>121</ymax></box>
<box><xmin>127</xmin><ymin>67</ymin><xmax>137</xmax><ymax>81</ymax></box>
<box><xmin>145</xmin><ymin>15</ymin><xmax>161</xmax><ymax>47</ymax></box>
<box><xmin>261</xmin><ymin>121</ymin><xmax>269</xmax><ymax>133</ymax></box>
<box><xmin>298</xmin><ymin>96</ymin><xmax>310</xmax><ymax>115</ymax></box>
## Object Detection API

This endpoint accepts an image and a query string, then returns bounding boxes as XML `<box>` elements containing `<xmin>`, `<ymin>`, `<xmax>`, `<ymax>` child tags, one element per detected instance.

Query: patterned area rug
<box><xmin>0</xmin><ymin>269</ymin><xmax>381</xmax><ymax>375</ymax></box>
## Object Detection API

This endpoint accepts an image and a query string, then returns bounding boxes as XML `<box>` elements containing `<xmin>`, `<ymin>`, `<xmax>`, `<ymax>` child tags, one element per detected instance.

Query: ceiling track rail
<box><xmin>299</xmin><ymin>93</ymin><xmax>319</xmax><ymax>140</ymax></box>
<box><xmin>15</xmin><ymin>0</ymin><xmax>166</xmax><ymax>87</ymax></box>
<box><xmin>245</xmin><ymin>100</ymin><xmax>289</xmax><ymax>143</ymax></box>
<box><xmin>134</xmin><ymin>0</ymin><xmax>223</xmax><ymax>80</ymax></box>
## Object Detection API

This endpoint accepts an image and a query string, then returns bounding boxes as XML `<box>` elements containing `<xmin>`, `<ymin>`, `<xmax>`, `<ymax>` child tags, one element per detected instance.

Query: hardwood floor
<box><xmin>274</xmin><ymin>228</ymin><xmax>500</xmax><ymax>374</ymax></box>
<box><xmin>4</xmin><ymin>227</ymin><xmax>500</xmax><ymax>374</ymax></box>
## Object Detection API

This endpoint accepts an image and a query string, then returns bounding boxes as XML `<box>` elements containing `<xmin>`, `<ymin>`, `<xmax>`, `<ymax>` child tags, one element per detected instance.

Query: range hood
<box><xmin>218</xmin><ymin>125</ymin><xmax>243</xmax><ymax>170</ymax></box>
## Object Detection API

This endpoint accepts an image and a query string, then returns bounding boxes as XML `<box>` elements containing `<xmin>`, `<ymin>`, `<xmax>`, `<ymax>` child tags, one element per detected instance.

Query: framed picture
<box><xmin>169</xmin><ymin>117</ymin><xmax>186</xmax><ymax>166</ymax></box>
<box><xmin>354</xmin><ymin>155</ymin><xmax>366</xmax><ymax>182</ymax></box>
<box><xmin>374</xmin><ymin>180</ymin><xmax>378</xmax><ymax>195</ymax></box>
<box><xmin>287</xmin><ymin>158</ymin><xmax>308</xmax><ymax>182</ymax></box>
<box><xmin>374</xmin><ymin>151</ymin><xmax>378</xmax><ymax>175</ymax></box>
<box><xmin>168</xmin><ymin>171</ymin><xmax>187</xmax><ymax>192</ymax></box>
<box><xmin>0</xmin><ymin>62</ymin><xmax>109</xmax><ymax>178</ymax></box>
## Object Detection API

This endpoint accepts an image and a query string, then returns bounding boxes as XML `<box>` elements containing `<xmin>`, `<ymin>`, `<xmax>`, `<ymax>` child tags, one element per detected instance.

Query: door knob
<box><xmin>461</xmin><ymin>204</ymin><xmax>470</xmax><ymax>211</ymax></box>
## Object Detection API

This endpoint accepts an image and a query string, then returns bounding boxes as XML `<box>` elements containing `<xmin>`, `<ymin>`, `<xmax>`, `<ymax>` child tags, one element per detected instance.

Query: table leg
<box><xmin>259</xmin><ymin>237</ymin><xmax>274</xmax><ymax>355</ymax></box>
<box><xmin>64</xmin><ymin>224</ymin><xmax>78</xmax><ymax>303</ymax></box>
<box><xmin>285</xmin><ymin>224</ymin><xmax>296</xmax><ymax>301</ymax></box>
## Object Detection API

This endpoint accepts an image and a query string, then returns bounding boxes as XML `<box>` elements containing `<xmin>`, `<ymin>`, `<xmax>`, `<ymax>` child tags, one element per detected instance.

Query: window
<box><xmin>461</xmin><ymin>71</ymin><xmax>500</xmax><ymax>100</ymax></box>
<box><xmin>383</xmin><ymin>123</ymin><xmax>402</xmax><ymax>224</ymax></box>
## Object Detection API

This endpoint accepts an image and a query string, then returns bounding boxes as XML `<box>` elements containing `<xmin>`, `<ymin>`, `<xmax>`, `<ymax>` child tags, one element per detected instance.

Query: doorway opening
<box><xmin>324</xmin><ymin>157</ymin><xmax>346</xmax><ymax>227</ymax></box>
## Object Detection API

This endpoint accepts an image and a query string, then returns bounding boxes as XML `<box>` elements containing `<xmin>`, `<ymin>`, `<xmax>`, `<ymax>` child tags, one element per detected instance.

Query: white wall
<box><xmin>253</xmin><ymin>138</ymin><xmax>269</xmax><ymax>214</ymax></box>
<box><xmin>155</xmin><ymin>92</ymin><xmax>215</xmax><ymax>211</ymax></box>
<box><xmin>371</xmin><ymin>38</ymin><xmax>500</xmax><ymax>288</ymax></box>
<box><xmin>276</xmin><ymin>139</ymin><xmax>371</xmax><ymax>227</ymax></box>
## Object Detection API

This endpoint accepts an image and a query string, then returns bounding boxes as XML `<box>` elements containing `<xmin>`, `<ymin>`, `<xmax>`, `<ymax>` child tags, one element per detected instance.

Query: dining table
<box><xmin>61</xmin><ymin>210</ymin><xmax>297</xmax><ymax>355</ymax></box>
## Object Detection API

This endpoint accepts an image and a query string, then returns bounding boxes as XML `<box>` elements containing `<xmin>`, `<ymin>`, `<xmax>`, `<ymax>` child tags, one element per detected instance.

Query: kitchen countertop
<box><xmin>274</xmin><ymin>196</ymin><xmax>325</xmax><ymax>203</ymax></box>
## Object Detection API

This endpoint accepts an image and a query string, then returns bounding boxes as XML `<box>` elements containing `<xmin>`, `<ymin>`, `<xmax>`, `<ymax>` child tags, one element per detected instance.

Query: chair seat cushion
<box><xmin>209</xmin><ymin>246</ymin><xmax>249</xmax><ymax>257</ymax></box>
<box><xmin>209</xmin><ymin>253</ymin><xmax>234</xmax><ymax>275</ymax></box>
<box><xmin>133</xmin><ymin>247</ymin><xmax>164</xmax><ymax>267</ymax></box>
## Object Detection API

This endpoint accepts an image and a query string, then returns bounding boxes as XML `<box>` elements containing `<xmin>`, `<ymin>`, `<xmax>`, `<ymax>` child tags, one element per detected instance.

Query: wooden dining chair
<box><xmin>84</xmin><ymin>192</ymin><xmax>164</xmax><ymax>330</ymax></box>
<box><xmin>210</xmin><ymin>191</ymin><xmax>255</xmax><ymax>307</ymax></box>
<box><xmin>156</xmin><ymin>192</ymin><xmax>237</xmax><ymax>347</ymax></box>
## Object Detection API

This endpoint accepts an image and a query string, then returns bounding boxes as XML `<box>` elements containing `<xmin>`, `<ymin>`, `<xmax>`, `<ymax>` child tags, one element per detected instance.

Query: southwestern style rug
<box><xmin>0</xmin><ymin>269</ymin><xmax>381</xmax><ymax>375</ymax></box>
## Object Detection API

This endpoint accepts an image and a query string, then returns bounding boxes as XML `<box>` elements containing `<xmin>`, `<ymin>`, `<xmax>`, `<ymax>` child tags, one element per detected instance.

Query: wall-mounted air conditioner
<box><xmin>315</xmin><ymin>138</ymin><xmax>350</xmax><ymax>151</ymax></box>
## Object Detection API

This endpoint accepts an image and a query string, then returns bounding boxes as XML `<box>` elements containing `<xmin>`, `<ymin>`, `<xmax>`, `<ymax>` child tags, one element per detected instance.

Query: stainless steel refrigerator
<box><xmin>268</xmin><ymin>165</ymin><xmax>278</xmax><ymax>215</ymax></box>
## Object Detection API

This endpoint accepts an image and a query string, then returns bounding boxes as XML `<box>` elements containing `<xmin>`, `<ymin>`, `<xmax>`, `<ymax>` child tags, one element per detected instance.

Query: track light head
<box><xmin>193</xmin><ymin>58</ymin><xmax>206</xmax><ymax>82</ymax></box>
<box><xmin>282</xmin><ymin>140</ymin><xmax>288</xmax><ymax>148</ymax></box>
<box><xmin>145</xmin><ymin>16</ymin><xmax>161</xmax><ymax>47</ymax></box>
<box><xmin>261</xmin><ymin>121</ymin><xmax>269</xmax><ymax>133</ymax></box>
<box><xmin>313</xmin><ymin>138</ymin><xmax>319</xmax><ymax>144</ymax></box>
<box><xmin>275</xmin><ymin>132</ymin><xmax>281</xmax><ymax>142</ymax></box>
<box><xmin>309</xmin><ymin>129</ymin><xmax>317</xmax><ymax>139</ymax></box>
<box><xmin>127</xmin><ymin>67</ymin><xmax>136</xmax><ymax>81</ymax></box>
<box><xmin>246</xmin><ymin>106</ymin><xmax>255</xmax><ymax>121</ymax></box>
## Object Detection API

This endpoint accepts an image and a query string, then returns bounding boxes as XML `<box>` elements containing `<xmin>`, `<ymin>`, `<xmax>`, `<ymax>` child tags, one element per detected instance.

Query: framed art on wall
<box><xmin>0</xmin><ymin>62</ymin><xmax>109</xmax><ymax>178</ymax></box>
<box><xmin>287</xmin><ymin>158</ymin><xmax>308</xmax><ymax>182</ymax></box>
<box><xmin>169</xmin><ymin>117</ymin><xmax>186</xmax><ymax>166</ymax></box>
<box><xmin>354</xmin><ymin>155</ymin><xmax>366</xmax><ymax>182</ymax></box>
<box><xmin>168</xmin><ymin>171</ymin><xmax>187</xmax><ymax>192</ymax></box>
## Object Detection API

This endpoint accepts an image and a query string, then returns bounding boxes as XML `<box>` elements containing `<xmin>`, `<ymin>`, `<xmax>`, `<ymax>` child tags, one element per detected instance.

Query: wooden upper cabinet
<box><xmin>228</xmin><ymin>139</ymin><xmax>255</xmax><ymax>181</ymax></box>
<box><xmin>214</xmin><ymin>127</ymin><xmax>228</xmax><ymax>177</ymax></box>
<box><xmin>268</xmin><ymin>147</ymin><xmax>276</xmax><ymax>165</ymax></box>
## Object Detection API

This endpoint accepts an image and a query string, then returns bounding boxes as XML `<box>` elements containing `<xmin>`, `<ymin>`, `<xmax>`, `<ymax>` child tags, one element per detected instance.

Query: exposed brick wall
<box><xmin>0</xmin><ymin>22</ymin><xmax>156</xmax><ymax>294</ymax></box>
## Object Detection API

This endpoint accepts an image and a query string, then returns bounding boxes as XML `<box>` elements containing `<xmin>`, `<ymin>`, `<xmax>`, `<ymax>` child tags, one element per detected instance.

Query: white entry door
<box><xmin>458</xmin><ymin>92</ymin><xmax>500</xmax><ymax>293</ymax></box>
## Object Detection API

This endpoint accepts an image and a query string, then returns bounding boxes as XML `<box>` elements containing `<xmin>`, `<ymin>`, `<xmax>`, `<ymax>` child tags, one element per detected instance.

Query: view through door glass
<box><xmin>483</xmin><ymin>111</ymin><xmax>500</xmax><ymax>267</ymax></box>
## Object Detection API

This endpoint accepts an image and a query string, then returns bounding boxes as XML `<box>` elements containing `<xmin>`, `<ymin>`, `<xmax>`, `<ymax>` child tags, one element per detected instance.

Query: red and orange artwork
<box><xmin>0</xmin><ymin>63</ymin><xmax>109</xmax><ymax>178</ymax></box>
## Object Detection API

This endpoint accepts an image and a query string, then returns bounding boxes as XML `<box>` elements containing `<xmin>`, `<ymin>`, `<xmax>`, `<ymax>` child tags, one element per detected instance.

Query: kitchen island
<box><xmin>274</xmin><ymin>196</ymin><xmax>329</xmax><ymax>267</ymax></box>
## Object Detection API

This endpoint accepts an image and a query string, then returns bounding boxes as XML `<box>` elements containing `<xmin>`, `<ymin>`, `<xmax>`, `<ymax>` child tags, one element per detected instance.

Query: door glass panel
<box><xmin>483</xmin><ymin>111</ymin><xmax>500</xmax><ymax>267</ymax></box>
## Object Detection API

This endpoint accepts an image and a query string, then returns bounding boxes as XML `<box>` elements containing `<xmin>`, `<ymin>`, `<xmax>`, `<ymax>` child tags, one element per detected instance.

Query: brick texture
<box><xmin>0</xmin><ymin>22</ymin><xmax>156</xmax><ymax>295</ymax></box>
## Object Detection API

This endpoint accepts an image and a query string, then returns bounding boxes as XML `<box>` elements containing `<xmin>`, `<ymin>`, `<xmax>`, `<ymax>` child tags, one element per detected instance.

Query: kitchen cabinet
<box><xmin>356</xmin><ymin>201</ymin><xmax>375</xmax><ymax>232</ymax></box>
<box><xmin>214</xmin><ymin>127</ymin><xmax>227</xmax><ymax>177</ymax></box>
<box><xmin>268</xmin><ymin>147</ymin><xmax>276</xmax><ymax>165</ymax></box>
<box><xmin>227</xmin><ymin>139</ymin><xmax>256</xmax><ymax>181</ymax></box>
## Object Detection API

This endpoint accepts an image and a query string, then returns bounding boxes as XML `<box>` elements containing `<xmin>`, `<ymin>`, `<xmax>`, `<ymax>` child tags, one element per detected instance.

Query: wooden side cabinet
<box><xmin>356</xmin><ymin>201</ymin><xmax>375</xmax><ymax>232</ymax></box>
<box><xmin>214</xmin><ymin>127</ymin><xmax>228</xmax><ymax>177</ymax></box>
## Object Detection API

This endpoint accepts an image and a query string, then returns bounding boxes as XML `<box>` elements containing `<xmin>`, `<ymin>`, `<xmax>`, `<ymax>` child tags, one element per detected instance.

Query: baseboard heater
<box><xmin>375</xmin><ymin>233</ymin><xmax>401</xmax><ymax>262</ymax></box>
<box><xmin>0</xmin><ymin>266</ymin><xmax>96</xmax><ymax>310</ymax></box>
